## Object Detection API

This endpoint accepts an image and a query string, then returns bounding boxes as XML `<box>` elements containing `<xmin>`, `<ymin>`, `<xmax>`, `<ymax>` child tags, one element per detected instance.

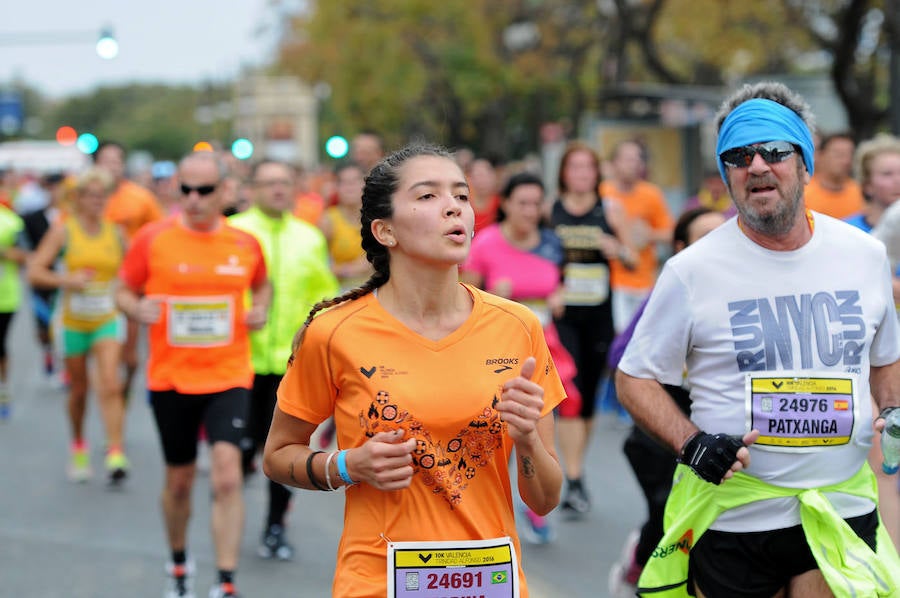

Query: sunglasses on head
<box><xmin>719</xmin><ymin>141</ymin><xmax>797</xmax><ymax>169</ymax></box>
<box><xmin>180</xmin><ymin>183</ymin><xmax>217</xmax><ymax>196</ymax></box>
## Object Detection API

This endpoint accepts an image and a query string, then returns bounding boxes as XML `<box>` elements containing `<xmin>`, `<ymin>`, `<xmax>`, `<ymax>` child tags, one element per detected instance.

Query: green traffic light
<box><xmin>325</xmin><ymin>135</ymin><xmax>349</xmax><ymax>159</ymax></box>
<box><xmin>231</xmin><ymin>138</ymin><xmax>254</xmax><ymax>160</ymax></box>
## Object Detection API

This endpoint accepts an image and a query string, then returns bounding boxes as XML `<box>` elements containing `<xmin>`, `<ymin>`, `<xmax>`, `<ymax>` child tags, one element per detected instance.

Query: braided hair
<box><xmin>289</xmin><ymin>143</ymin><xmax>455</xmax><ymax>356</ymax></box>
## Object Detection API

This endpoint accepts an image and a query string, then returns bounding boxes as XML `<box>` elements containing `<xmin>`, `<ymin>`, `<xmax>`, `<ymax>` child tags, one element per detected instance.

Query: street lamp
<box><xmin>95</xmin><ymin>27</ymin><xmax>118</xmax><ymax>60</ymax></box>
<box><xmin>0</xmin><ymin>26</ymin><xmax>119</xmax><ymax>60</ymax></box>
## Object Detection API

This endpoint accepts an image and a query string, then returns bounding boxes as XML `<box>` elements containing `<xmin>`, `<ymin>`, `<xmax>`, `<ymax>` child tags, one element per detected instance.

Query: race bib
<box><xmin>519</xmin><ymin>299</ymin><xmax>551</xmax><ymax>327</ymax></box>
<box><xmin>745</xmin><ymin>372</ymin><xmax>858</xmax><ymax>452</ymax></box>
<box><xmin>167</xmin><ymin>296</ymin><xmax>234</xmax><ymax>348</ymax></box>
<box><xmin>562</xmin><ymin>263</ymin><xmax>609</xmax><ymax>306</ymax></box>
<box><xmin>387</xmin><ymin>537</ymin><xmax>519</xmax><ymax>598</ymax></box>
<box><xmin>68</xmin><ymin>282</ymin><xmax>115</xmax><ymax>320</ymax></box>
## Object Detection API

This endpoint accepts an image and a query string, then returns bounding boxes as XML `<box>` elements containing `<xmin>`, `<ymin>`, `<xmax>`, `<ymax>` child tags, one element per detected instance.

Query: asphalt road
<box><xmin>0</xmin><ymin>294</ymin><xmax>644</xmax><ymax>597</ymax></box>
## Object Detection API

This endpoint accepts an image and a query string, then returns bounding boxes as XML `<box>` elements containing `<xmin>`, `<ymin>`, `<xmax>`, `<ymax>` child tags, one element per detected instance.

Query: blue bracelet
<box><xmin>336</xmin><ymin>449</ymin><xmax>356</xmax><ymax>485</ymax></box>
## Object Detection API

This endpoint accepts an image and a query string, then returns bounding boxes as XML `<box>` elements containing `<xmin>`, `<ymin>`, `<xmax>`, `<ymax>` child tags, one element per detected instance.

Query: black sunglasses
<box><xmin>719</xmin><ymin>141</ymin><xmax>797</xmax><ymax>169</ymax></box>
<box><xmin>180</xmin><ymin>183</ymin><xmax>217</xmax><ymax>196</ymax></box>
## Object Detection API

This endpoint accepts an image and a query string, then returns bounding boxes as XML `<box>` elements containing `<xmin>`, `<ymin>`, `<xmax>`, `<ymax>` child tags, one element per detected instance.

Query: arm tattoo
<box><xmin>519</xmin><ymin>456</ymin><xmax>535</xmax><ymax>479</ymax></box>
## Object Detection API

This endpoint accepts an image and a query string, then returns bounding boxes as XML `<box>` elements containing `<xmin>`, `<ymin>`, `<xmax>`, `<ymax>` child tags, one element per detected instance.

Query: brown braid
<box><xmin>287</xmin><ymin>143</ymin><xmax>455</xmax><ymax>364</ymax></box>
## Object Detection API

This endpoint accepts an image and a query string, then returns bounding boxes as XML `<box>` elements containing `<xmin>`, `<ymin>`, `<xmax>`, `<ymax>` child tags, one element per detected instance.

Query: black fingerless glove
<box><xmin>678</xmin><ymin>431</ymin><xmax>745</xmax><ymax>485</ymax></box>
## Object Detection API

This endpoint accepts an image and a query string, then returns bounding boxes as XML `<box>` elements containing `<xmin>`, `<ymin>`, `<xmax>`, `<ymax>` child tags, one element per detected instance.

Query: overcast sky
<box><xmin>3</xmin><ymin>0</ymin><xmax>278</xmax><ymax>98</ymax></box>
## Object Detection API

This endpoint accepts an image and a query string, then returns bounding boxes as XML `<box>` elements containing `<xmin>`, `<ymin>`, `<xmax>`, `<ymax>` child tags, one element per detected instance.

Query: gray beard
<box><xmin>731</xmin><ymin>179</ymin><xmax>805</xmax><ymax>237</ymax></box>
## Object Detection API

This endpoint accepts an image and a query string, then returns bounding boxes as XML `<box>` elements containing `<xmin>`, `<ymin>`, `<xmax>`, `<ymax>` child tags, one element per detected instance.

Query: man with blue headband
<box><xmin>616</xmin><ymin>81</ymin><xmax>900</xmax><ymax>597</ymax></box>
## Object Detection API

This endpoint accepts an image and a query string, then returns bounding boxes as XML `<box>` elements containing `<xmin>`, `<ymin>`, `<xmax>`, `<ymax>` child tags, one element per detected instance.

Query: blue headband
<box><xmin>715</xmin><ymin>98</ymin><xmax>814</xmax><ymax>182</ymax></box>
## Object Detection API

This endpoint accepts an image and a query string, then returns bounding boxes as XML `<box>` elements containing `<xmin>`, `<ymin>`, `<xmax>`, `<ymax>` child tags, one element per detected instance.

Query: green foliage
<box><xmin>47</xmin><ymin>83</ymin><xmax>227</xmax><ymax>159</ymax></box>
<box><xmin>277</xmin><ymin>0</ymin><xmax>897</xmax><ymax>155</ymax></box>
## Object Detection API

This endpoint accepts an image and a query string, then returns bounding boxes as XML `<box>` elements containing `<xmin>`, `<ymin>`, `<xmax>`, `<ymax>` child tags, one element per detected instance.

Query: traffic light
<box><xmin>76</xmin><ymin>133</ymin><xmax>99</xmax><ymax>154</ymax></box>
<box><xmin>325</xmin><ymin>135</ymin><xmax>349</xmax><ymax>159</ymax></box>
<box><xmin>231</xmin><ymin>138</ymin><xmax>254</xmax><ymax>160</ymax></box>
<box><xmin>56</xmin><ymin>126</ymin><xmax>77</xmax><ymax>146</ymax></box>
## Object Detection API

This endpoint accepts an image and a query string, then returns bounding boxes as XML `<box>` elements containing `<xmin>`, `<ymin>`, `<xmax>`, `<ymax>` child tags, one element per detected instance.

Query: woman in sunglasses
<box><xmin>27</xmin><ymin>167</ymin><xmax>130</xmax><ymax>485</ymax></box>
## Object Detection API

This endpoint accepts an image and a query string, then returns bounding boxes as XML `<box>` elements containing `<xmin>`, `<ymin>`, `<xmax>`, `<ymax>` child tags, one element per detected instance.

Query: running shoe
<box><xmin>519</xmin><ymin>508</ymin><xmax>555</xmax><ymax>545</ymax></box>
<box><xmin>165</xmin><ymin>561</ymin><xmax>195</xmax><ymax>598</ymax></box>
<box><xmin>105</xmin><ymin>450</ymin><xmax>130</xmax><ymax>484</ymax></box>
<box><xmin>0</xmin><ymin>384</ymin><xmax>10</xmax><ymax>421</ymax></box>
<box><xmin>608</xmin><ymin>529</ymin><xmax>641</xmax><ymax>598</ymax></box>
<box><xmin>208</xmin><ymin>582</ymin><xmax>239</xmax><ymax>598</ymax></box>
<box><xmin>67</xmin><ymin>445</ymin><xmax>92</xmax><ymax>483</ymax></box>
<box><xmin>258</xmin><ymin>524</ymin><xmax>294</xmax><ymax>561</ymax></box>
<box><xmin>560</xmin><ymin>478</ymin><xmax>591</xmax><ymax>517</ymax></box>
<box><xmin>43</xmin><ymin>349</ymin><xmax>54</xmax><ymax>376</ymax></box>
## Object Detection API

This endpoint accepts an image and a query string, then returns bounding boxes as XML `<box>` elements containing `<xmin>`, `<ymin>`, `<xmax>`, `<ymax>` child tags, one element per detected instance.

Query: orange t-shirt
<box><xmin>104</xmin><ymin>179</ymin><xmax>164</xmax><ymax>240</ymax></box>
<box><xmin>803</xmin><ymin>176</ymin><xmax>864</xmax><ymax>220</ymax></box>
<box><xmin>293</xmin><ymin>190</ymin><xmax>325</xmax><ymax>225</ymax></box>
<box><xmin>277</xmin><ymin>285</ymin><xmax>565</xmax><ymax>598</ymax></box>
<box><xmin>599</xmin><ymin>180</ymin><xmax>673</xmax><ymax>291</ymax></box>
<box><xmin>119</xmin><ymin>216</ymin><xmax>267</xmax><ymax>394</ymax></box>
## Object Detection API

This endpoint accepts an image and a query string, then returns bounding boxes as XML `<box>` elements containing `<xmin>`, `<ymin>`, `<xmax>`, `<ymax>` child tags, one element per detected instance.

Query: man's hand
<box><xmin>679</xmin><ymin>429</ymin><xmax>759</xmax><ymax>484</ymax></box>
<box><xmin>245</xmin><ymin>304</ymin><xmax>268</xmax><ymax>330</ymax></box>
<box><xmin>133</xmin><ymin>296</ymin><xmax>163</xmax><ymax>325</ymax></box>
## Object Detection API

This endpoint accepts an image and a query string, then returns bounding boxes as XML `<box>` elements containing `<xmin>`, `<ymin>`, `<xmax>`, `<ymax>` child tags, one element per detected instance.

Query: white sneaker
<box><xmin>164</xmin><ymin>561</ymin><xmax>196</xmax><ymax>598</ymax></box>
<box><xmin>608</xmin><ymin>529</ymin><xmax>640</xmax><ymax>598</ymax></box>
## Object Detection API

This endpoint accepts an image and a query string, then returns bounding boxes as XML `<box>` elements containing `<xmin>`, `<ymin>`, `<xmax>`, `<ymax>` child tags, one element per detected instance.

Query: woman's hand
<box><xmin>347</xmin><ymin>429</ymin><xmax>417</xmax><ymax>491</ymax></box>
<box><xmin>496</xmin><ymin>357</ymin><xmax>544</xmax><ymax>445</ymax></box>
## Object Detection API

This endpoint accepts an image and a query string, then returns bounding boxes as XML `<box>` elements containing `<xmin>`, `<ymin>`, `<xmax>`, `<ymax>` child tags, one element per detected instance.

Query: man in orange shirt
<box><xmin>599</xmin><ymin>139</ymin><xmax>674</xmax><ymax>333</ymax></box>
<box><xmin>804</xmin><ymin>132</ymin><xmax>864</xmax><ymax>219</ymax></box>
<box><xmin>117</xmin><ymin>151</ymin><xmax>271</xmax><ymax>598</ymax></box>
<box><xmin>94</xmin><ymin>140</ymin><xmax>165</xmax><ymax>401</ymax></box>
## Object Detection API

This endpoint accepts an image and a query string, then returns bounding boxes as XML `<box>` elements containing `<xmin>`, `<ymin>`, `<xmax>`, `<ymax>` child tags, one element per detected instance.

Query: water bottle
<box><xmin>882</xmin><ymin>409</ymin><xmax>900</xmax><ymax>475</ymax></box>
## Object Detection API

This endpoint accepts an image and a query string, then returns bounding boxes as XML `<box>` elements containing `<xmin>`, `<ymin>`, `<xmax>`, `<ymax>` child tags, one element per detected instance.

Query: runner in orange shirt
<box><xmin>600</xmin><ymin>139</ymin><xmax>674</xmax><ymax>333</ymax></box>
<box><xmin>804</xmin><ymin>132</ymin><xmax>864</xmax><ymax>219</ymax></box>
<box><xmin>94</xmin><ymin>140</ymin><xmax>165</xmax><ymax>403</ymax></box>
<box><xmin>117</xmin><ymin>151</ymin><xmax>271</xmax><ymax>598</ymax></box>
<box><xmin>263</xmin><ymin>144</ymin><xmax>565</xmax><ymax>598</ymax></box>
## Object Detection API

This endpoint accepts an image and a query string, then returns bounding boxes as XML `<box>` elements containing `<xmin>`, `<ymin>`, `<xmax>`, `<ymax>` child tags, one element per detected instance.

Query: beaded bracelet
<box><xmin>324</xmin><ymin>451</ymin><xmax>338</xmax><ymax>491</ymax></box>
<box><xmin>336</xmin><ymin>449</ymin><xmax>357</xmax><ymax>485</ymax></box>
<box><xmin>305</xmin><ymin>450</ymin><xmax>328</xmax><ymax>491</ymax></box>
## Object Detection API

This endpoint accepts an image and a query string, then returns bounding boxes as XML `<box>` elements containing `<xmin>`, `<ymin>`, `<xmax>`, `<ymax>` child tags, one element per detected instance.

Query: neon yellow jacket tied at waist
<box><xmin>638</xmin><ymin>463</ymin><xmax>900</xmax><ymax>598</ymax></box>
<box><xmin>229</xmin><ymin>207</ymin><xmax>339</xmax><ymax>375</ymax></box>
<box><xmin>0</xmin><ymin>207</ymin><xmax>23</xmax><ymax>313</ymax></box>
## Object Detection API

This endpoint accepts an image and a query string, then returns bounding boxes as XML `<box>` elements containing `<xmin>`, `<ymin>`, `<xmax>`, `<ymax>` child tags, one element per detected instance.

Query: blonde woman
<box><xmin>28</xmin><ymin>168</ymin><xmax>129</xmax><ymax>484</ymax></box>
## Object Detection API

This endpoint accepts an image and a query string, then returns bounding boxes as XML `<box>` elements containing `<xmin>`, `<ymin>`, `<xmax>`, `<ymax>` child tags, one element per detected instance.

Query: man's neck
<box><xmin>815</xmin><ymin>173</ymin><xmax>845</xmax><ymax>192</ymax></box>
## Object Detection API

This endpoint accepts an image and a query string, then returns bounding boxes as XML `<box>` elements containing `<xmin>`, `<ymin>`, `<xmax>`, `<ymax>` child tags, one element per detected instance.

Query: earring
<box><xmin>471</xmin><ymin>230</ymin><xmax>475</xmax><ymax>239</ymax></box>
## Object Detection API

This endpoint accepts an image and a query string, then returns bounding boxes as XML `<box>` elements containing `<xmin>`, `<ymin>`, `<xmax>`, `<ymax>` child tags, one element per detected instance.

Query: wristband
<box><xmin>336</xmin><ymin>449</ymin><xmax>356</xmax><ymax>485</ymax></box>
<box><xmin>324</xmin><ymin>451</ymin><xmax>338</xmax><ymax>491</ymax></box>
<box><xmin>877</xmin><ymin>406</ymin><xmax>899</xmax><ymax>421</ymax></box>
<box><xmin>305</xmin><ymin>450</ymin><xmax>328</xmax><ymax>491</ymax></box>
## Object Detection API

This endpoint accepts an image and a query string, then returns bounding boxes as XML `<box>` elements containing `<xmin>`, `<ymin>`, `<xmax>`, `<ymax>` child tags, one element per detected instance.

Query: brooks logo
<box><xmin>493</xmin><ymin>365</ymin><xmax>513</xmax><ymax>373</ymax></box>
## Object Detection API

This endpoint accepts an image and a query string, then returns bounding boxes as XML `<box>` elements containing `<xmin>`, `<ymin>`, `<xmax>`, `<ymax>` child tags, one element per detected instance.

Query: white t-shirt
<box><xmin>619</xmin><ymin>214</ymin><xmax>900</xmax><ymax>532</ymax></box>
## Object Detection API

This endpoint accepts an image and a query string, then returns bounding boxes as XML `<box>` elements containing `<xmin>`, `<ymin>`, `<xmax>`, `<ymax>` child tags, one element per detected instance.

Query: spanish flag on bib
<box><xmin>638</xmin><ymin>464</ymin><xmax>900</xmax><ymax>597</ymax></box>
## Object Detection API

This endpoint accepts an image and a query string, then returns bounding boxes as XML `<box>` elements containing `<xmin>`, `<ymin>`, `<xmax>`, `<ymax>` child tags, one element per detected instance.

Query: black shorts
<box><xmin>689</xmin><ymin>509</ymin><xmax>879</xmax><ymax>598</ymax></box>
<box><xmin>0</xmin><ymin>311</ymin><xmax>12</xmax><ymax>359</ymax></box>
<box><xmin>150</xmin><ymin>387</ymin><xmax>249</xmax><ymax>465</ymax></box>
<box><xmin>243</xmin><ymin>373</ymin><xmax>280</xmax><ymax>450</ymax></box>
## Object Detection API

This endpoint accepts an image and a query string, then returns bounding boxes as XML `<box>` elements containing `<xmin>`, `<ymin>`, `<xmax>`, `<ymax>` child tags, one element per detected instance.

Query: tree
<box><xmin>276</xmin><ymin>0</ymin><xmax>608</xmax><ymax>159</ymax></box>
<box><xmin>276</xmin><ymin>0</ymin><xmax>896</xmax><ymax>157</ymax></box>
